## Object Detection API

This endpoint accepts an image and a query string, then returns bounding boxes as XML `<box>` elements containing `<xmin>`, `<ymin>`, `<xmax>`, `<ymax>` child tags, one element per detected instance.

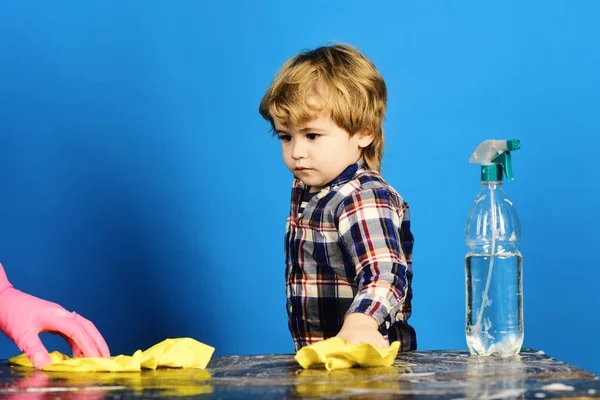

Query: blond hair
<box><xmin>259</xmin><ymin>43</ymin><xmax>387</xmax><ymax>171</ymax></box>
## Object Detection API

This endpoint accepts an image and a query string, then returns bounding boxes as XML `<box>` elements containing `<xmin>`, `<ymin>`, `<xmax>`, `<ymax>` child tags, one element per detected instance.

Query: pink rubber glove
<box><xmin>0</xmin><ymin>263</ymin><xmax>110</xmax><ymax>369</ymax></box>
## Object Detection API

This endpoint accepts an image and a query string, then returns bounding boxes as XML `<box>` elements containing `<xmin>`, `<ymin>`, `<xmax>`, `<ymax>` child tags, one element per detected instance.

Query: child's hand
<box><xmin>336</xmin><ymin>313</ymin><xmax>389</xmax><ymax>348</ymax></box>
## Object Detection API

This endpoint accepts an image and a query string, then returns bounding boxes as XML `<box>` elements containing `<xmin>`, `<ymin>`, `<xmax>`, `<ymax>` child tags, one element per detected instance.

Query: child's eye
<box><xmin>306</xmin><ymin>133</ymin><xmax>320</xmax><ymax>140</ymax></box>
<box><xmin>278</xmin><ymin>135</ymin><xmax>292</xmax><ymax>142</ymax></box>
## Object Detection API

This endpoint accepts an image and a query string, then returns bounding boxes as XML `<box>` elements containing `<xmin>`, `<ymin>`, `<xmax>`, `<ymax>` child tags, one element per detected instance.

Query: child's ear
<box><xmin>357</xmin><ymin>130</ymin><xmax>375</xmax><ymax>148</ymax></box>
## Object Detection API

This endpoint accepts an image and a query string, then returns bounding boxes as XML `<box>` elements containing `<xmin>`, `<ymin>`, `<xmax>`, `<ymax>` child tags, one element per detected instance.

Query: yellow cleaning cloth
<box><xmin>8</xmin><ymin>338</ymin><xmax>215</xmax><ymax>372</ymax></box>
<box><xmin>294</xmin><ymin>337</ymin><xmax>400</xmax><ymax>370</ymax></box>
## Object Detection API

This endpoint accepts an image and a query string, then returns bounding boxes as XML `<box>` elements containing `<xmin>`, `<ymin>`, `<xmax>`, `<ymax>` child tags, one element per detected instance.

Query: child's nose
<box><xmin>291</xmin><ymin>141</ymin><xmax>307</xmax><ymax>160</ymax></box>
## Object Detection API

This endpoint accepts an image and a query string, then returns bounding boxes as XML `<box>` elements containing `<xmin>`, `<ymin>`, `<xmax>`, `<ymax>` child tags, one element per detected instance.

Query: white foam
<box><xmin>540</xmin><ymin>383</ymin><xmax>574</xmax><ymax>391</ymax></box>
<box><xmin>401</xmin><ymin>372</ymin><xmax>435</xmax><ymax>378</ymax></box>
<box><xmin>477</xmin><ymin>389</ymin><xmax>527</xmax><ymax>400</ymax></box>
<box><xmin>452</xmin><ymin>389</ymin><xmax>527</xmax><ymax>400</ymax></box>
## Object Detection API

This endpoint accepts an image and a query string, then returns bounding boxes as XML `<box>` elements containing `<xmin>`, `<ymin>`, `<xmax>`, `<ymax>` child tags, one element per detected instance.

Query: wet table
<box><xmin>0</xmin><ymin>349</ymin><xmax>598</xmax><ymax>399</ymax></box>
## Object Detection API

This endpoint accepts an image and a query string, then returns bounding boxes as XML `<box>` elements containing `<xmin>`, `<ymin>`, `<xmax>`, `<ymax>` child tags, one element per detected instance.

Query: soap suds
<box><xmin>540</xmin><ymin>383</ymin><xmax>574</xmax><ymax>391</ymax></box>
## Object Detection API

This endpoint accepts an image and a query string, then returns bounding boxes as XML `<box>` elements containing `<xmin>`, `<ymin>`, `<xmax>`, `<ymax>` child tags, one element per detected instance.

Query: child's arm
<box><xmin>336</xmin><ymin>187</ymin><xmax>410</xmax><ymax>347</ymax></box>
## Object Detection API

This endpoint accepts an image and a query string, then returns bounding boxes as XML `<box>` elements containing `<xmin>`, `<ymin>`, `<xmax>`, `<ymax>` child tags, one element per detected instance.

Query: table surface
<box><xmin>0</xmin><ymin>349</ymin><xmax>598</xmax><ymax>399</ymax></box>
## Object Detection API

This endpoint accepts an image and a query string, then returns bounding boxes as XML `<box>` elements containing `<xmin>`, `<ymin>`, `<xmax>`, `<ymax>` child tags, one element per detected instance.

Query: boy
<box><xmin>259</xmin><ymin>43</ymin><xmax>416</xmax><ymax>352</ymax></box>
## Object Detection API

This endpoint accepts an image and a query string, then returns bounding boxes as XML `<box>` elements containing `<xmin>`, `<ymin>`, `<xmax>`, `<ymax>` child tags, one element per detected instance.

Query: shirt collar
<box><xmin>328</xmin><ymin>158</ymin><xmax>365</xmax><ymax>187</ymax></box>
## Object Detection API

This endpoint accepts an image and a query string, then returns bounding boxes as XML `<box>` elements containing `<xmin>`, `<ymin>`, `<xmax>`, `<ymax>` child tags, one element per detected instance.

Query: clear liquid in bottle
<box><xmin>466</xmin><ymin>253</ymin><xmax>523</xmax><ymax>356</ymax></box>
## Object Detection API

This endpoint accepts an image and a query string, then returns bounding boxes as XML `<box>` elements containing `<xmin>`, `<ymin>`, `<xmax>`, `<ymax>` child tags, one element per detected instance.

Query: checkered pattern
<box><xmin>285</xmin><ymin>161</ymin><xmax>416</xmax><ymax>351</ymax></box>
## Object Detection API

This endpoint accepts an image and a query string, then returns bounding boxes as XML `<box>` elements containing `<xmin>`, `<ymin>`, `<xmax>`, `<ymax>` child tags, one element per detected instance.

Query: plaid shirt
<box><xmin>285</xmin><ymin>160</ymin><xmax>416</xmax><ymax>351</ymax></box>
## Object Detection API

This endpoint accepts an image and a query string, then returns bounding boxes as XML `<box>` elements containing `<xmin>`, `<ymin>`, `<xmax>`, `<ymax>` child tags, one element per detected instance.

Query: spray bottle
<box><xmin>465</xmin><ymin>139</ymin><xmax>523</xmax><ymax>356</ymax></box>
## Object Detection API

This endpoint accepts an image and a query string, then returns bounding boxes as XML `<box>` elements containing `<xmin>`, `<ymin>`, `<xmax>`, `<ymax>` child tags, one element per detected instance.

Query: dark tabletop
<box><xmin>0</xmin><ymin>349</ymin><xmax>598</xmax><ymax>399</ymax></box>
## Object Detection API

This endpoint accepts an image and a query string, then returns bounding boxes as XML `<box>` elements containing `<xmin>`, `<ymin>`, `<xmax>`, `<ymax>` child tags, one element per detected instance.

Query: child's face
<box><xmin>274</xmin><ymin>112</ymin><xmax>373</xmax><ymax>193</ymax></box>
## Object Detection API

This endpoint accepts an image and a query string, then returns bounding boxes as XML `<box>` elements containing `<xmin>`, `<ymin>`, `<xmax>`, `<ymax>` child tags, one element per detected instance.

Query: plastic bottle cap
<box><xmin>481</xmin><ymin>164</ymin><xmax>503</xmax><ymax>181</ymax></box>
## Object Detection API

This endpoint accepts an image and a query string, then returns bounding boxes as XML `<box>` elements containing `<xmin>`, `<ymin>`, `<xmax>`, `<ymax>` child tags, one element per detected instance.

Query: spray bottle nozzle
<box><xmin>506</xmin><ymin>139</ymin><xmax>521</xmax><ymax>152</ymax></box>
<box><xmin>470</xmin><ymin>139</ymin><xmax>521</xmax><ymax>182</ymax></box>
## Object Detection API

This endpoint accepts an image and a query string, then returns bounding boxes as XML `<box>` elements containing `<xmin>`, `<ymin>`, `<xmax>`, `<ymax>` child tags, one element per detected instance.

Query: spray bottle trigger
<box><xmin>491</xmin><ymin>152</ymin><xmax>514</xmax><ymax>181</ymax></box>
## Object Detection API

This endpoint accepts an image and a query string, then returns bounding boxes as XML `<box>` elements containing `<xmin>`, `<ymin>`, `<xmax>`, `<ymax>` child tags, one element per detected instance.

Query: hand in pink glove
<box><xmin>0</xmin><ymin>263</ymin><xmax>110</xmax><ymax>369</ymax></box>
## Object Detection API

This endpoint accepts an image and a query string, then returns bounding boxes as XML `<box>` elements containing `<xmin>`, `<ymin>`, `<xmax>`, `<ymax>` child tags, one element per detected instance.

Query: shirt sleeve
<box><xmin>335</xmin><ymin>188</ymin><xmax>411</xmax><ymax>328</ymax></box>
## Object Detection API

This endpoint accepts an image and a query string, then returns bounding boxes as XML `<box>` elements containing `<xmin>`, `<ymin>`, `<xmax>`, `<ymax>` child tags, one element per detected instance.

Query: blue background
<box><xmin>1</xmin><ymin>1</ymin><xmax>598</xmax><ymax>375</ymax></box>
